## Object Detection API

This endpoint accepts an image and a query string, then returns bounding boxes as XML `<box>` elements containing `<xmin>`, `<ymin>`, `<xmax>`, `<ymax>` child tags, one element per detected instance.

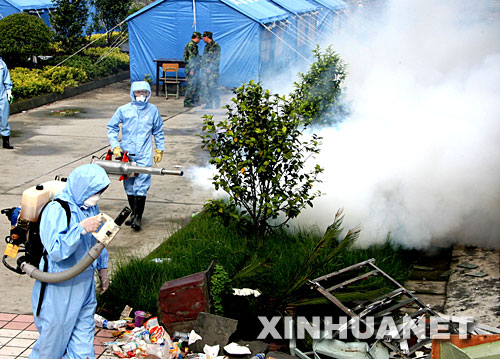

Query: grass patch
<box><xmin>99</xmin><ymin>211</ymin><xmax>410</xmax><ymax>324</ymax></box>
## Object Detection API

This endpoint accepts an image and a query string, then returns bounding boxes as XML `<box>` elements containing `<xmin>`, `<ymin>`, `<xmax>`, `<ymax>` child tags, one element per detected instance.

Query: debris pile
<box><xmin>94</xmin><ymin>310</ymin><xmax>261</xmax><ymax>359</ymax></box>
<box><xmin>95</xmin><ymin>313</ymin><xmax>172</xmax><ymax>358</ymax></box>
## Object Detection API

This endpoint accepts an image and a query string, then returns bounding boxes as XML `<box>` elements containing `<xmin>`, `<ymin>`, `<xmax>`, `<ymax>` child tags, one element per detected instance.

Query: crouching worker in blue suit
<box><xmin>107</xmin><ymin>81</ymin><xmax>165</xmax><ymax>231</ymax></box>
<box><xmin>30</xmin><ymin>164</ymin><xmax>111</xmax><ymax>359</ymax></box>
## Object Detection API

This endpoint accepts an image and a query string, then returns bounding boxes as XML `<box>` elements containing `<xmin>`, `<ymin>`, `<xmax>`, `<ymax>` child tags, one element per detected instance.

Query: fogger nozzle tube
<box><xmin>93</xmin><ymin>160</ymin><xmax>183</xmax><ymax>176</ymax></box>
<box><xmin>22</xmin><ymin>243</ymin><xmax>105</xmax><ymax>283</ymax></box>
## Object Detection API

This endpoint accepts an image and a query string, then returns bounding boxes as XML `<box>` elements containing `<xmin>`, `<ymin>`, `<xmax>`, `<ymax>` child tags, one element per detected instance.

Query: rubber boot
<box><xmin>125</xmin><ymin>195</ymin><xmax>136</xmax><ymax>226</ymax></box>
<box><xmin>131</xmin><ymin>196</ymin><xmax>146</xmax><ymax>231</ymax></box>
<box><xmin>2</xmin><ymin>136</ymin><xmax>13</xmax><ymax>149</ymax></box>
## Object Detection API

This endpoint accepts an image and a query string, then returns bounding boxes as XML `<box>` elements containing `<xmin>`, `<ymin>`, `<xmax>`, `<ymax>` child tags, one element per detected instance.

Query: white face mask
<box><xmin>136</xmin><ymin>95</ymin><xmax>147</xmax><ymax>102</ymax></box>
<box><xmin>83</xmin><ymin>194</ymin><xmax>101</xmax><ymax>208</ymax></box>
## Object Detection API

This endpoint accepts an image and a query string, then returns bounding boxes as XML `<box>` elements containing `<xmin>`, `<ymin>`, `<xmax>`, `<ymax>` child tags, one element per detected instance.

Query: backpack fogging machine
<box><xmin>2</xmin><ymin>149</ymin><xmax>182</xmax><ymax>281</ymax></box>
<box><xmin>2</xmin><ymin>176</ymin><xmax>131</xmax><ymax>283</ymax></box>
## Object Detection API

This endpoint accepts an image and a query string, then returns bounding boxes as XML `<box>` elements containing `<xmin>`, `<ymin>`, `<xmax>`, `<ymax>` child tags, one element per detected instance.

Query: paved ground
<box><xmin>0</xmin><ymin>80</ymin><xmax>224</xmax><ymax>314</ymax></box>
<box><xmin>0</xmin><ymin>313</ymin><xmax>116</xmax><ymax>359</ymax></box>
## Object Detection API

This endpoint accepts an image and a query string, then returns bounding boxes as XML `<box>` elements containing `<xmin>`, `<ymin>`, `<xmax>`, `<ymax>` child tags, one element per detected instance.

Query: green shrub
<box><xmin>10</xmin><ymin>68</ymin><xmax>54</xmax><ymax>98</ymax></box>
<box><xmin>201</xmin><ymin>81</ymin><xmax>323</xmax><ymax>243</ymax></box>
<box><xmin>49</xmin><ymin>48</ymin><xmax>129</xmax><ymax>80</ymax></box>
<box><xmin>88</xmin><ymin>32</ymin><xmax>123</xmax><ymax>47</ymax></box>
<box><xmin>292</xmin><ymin>45</ymin><xmax>348</xmax><ymax>127</ymax></box>
<box><xmin>0</xmin><ymin>13</ymin><xmax>52</xmax><ymax>67</ymax></box>
<box><xmin>10</xmin><ymin>47</ymin><xmax>129</xmax><ymax>100</ymax></box>
<box><xmin>43</xmin><ymin>66</ymin><xmax>88</xmax><ymax>89</ymax></box>
<box><xmin>210</xmin><ymin>264</ymin><xmax>232</xmax><ymax>316</ymax></box>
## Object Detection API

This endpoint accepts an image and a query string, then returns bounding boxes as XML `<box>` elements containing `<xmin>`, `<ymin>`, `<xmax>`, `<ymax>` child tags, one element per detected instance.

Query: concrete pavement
<box><xmin>0</xmin><ymin>80</ymin><xmax>222</xmax><ymax>314</ymax></box>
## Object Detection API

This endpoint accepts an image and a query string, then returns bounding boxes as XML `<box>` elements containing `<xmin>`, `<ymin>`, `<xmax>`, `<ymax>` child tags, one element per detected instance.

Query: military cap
<box><xmin>202</xmin><ymin>31</ymin><xmax>213</xmax><ymax>39</ymax></box>
<box><xmin>192</xmin><ymin>31</ymin><xmax>202</xmax><ymax>39</ymax></box>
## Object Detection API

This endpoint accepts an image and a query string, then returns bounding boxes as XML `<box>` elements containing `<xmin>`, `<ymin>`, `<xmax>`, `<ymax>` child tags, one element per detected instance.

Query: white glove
<box><xmin>98</xmin><ymin>268</ymin><xmax>109</xmax><ymax>294</ymax></box>
<box><xmin>80</xmin><ymin>215</ymin><xmax>102</xmax><ymax>234</ymax></box>
<box><xmin>6</xmin><ymin>89</ymin><xmax>12</xmax><ymax>102</ymax></box>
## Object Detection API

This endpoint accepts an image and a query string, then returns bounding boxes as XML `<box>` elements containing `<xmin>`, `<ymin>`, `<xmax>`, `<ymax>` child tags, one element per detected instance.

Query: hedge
<box><xmin>10</xmin><ymin>47</ymin><xmax>129</xmax><ymax>100</ymax></box>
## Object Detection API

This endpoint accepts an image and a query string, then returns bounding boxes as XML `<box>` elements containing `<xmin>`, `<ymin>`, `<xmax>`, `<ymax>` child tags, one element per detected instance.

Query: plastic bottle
<box><xmin>250</xmin><ymin>354</ymin><xmax>265</xmax><ymax>359</ymax></box>
<box><xmin>94</xmin><ymin>314</ymin><xmax>127</xmax><ymax>329</ymax></box>
<box><xmin>20</xmin><ymin>184</ymin><xmax>50</xmax><ymax>221</ymax></box>
<box><xmin>106</xmin><ymin>319</ymin><xmax>127</xmax><ymax>329</ymax></box>
<box><xmin>94</xmin><ymin>314</ymin><xmax>108</xmax><ymax>329</ymax></box>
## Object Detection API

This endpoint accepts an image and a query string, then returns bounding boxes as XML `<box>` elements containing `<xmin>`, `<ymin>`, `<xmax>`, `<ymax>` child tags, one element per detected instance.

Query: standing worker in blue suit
<box><xmin>30</xmin><ymin>164</ymin><xmax>111</xmax><ymax>359</ymax></box>
<box><xmin>107</xmin><ymin>81</ymin><xmax>165</xmax><ymax>231</ymax></box>
<box><xmin>0</xmin><ymin>57</ymin><xmax>14</xmax><ymax>149</ymax></box>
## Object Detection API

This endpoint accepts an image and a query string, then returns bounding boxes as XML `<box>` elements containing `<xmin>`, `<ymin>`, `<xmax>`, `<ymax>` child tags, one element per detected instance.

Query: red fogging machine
<box><xmin>91</xmin><ymin>149</ymin><xmax>184</xmax><ymax>180</ymax></box>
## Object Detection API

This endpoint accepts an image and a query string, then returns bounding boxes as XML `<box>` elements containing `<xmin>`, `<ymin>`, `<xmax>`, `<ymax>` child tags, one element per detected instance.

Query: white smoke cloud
<box><xmin>295</xmin><ymin>0</ymin><xmax>500</xmax><ymax>249</ymax></box>
<box><xmin>189</xmin><ymin>0</ymin><xmax>500</xmax><ymax>249</ymax></box>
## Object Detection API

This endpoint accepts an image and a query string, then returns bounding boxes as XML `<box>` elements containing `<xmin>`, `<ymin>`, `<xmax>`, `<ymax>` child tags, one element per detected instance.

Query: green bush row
<box><xmin>10</xmin><ymin>47</ymin><xmax>129</xmax><ymax>100</ymax></box>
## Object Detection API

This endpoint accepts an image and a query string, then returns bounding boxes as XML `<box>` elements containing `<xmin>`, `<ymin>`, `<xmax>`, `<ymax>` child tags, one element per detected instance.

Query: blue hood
<box><xmin>56</xmin><ymin>164</ymin><xmax>110</xmax><ymax>207</ymax></box>
<box><xmin>130</xmin><ymin>81</ymin><xmax>152</xmax><ymax>103</ymax></box>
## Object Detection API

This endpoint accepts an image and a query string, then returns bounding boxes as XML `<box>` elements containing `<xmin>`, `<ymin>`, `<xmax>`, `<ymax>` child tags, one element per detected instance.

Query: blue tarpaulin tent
<box><xmin>307</xmin><ymin>0</ymin><xmax>347</xmax><ymax>37</ymax></box>
<box><xmin>126</xmin><ymin>0</ymin><xmax>320</xmax><ymax>88</ymax></box>
<box><xmin>269</xmin><ymin>0</ymin><xmax>318</xmax><ymax>59</ymax></box>
<box><xmin>0</xmin><ymin>0</ymin><xmax>54</xmax><ymax>26</ymax></box>
<box><xmin>0</xmin><ymin>0</ymin><xmax>98</xmax><ymax>32</ymax></box>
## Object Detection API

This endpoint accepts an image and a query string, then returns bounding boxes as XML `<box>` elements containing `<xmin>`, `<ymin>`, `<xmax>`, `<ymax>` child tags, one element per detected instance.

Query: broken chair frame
<box><xmin>290</xmin><ymin>258</ymin><xmax>459</xmax><ymax>359</ymax></box>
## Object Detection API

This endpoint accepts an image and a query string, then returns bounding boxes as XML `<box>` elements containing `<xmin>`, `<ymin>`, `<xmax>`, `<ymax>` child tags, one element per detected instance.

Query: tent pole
<box><xmin>192</xmin><ymin>0</ymin><xmax>197</xmax><ymax>31</ymax></box>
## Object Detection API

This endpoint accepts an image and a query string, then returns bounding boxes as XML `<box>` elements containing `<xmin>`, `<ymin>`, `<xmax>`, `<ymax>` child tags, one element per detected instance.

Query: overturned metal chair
<box><xmin>290</xmin><ymin>258</ymin><xmax>457</xmax><ymax>359</ymax></box>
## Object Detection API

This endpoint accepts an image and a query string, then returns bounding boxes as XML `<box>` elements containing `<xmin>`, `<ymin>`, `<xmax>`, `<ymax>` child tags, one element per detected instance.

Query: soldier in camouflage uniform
<box><xmin>183</xmin><ymin>31</ymin><xmax>202</xmax><ymax>107</ymax></box>
<box><xmin>201</xmin><ymin>31</ymin><xmax>221</xmax><ymax>109</ymax></box>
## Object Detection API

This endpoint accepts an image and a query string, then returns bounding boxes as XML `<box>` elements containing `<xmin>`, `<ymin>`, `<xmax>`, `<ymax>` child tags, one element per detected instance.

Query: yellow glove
<box><xmin>113</xmin><ymin>146</ymin><xmax>123</xmax><ymax>159</ymax></box>
<box><xmin>153</xmin><ymin>149</ymin><xmax>163</xmax><ymax>163</ymax></box>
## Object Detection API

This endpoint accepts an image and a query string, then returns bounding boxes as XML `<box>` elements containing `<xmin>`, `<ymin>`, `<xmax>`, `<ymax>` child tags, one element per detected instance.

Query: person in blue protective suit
<box><xmin>30</xmin><ymin>164</ymin><xmax>111</xmax><ymax>359</ymax></box>
<box><xmin>107</xmin><ymin>81</ymin><xmax>165</xmax><ymax>231</ymax></box>
<box><xmin>0</xmin><ymin>57</ymin><xmax>14</xmax><ymax>149</ymax></box>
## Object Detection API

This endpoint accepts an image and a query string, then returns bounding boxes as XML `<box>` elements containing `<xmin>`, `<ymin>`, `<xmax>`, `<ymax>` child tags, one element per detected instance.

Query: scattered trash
<box><xmin>98</xmin><ymin>315</ymin><xmax>172</xmax><ymax>358</ymax></box>
<box><xmin>174</xmin><ymin>165</ymin><xmax>183</xmax><ymax>169</ymax></box>
<box><xmin>49</xmin><ymin>108</ymin><xmax>84</xmax><ymax>117</ymax></box>
<box><xmin>314</xmin><ymin>339</ymin><xmax>389</xmax><ymax>359</ymax></box>
<box><xmin>457</xmin><ymin>262</ymin><xmax>479</xmax><ymax>269</ymax></box>
<box><xmin>135</xmin><ymin>311</ymin><xmax>147</xmax><ymax>327</ymax></box>
<box><xmin>249</xmin><ymin>353</ymin><xmax>265</xmax><ymax>359</ymax></box>
<box><xmin>95</xmin><ymin>314</ymin><xmax>127</xmax><ymax>329</ymax></box>
<box><xmin>173</xmin><ymin>331</ymin><xmax>190</xmax><ymax>341</ymax></box>
<box><xmin>120</xmin><ymin>305</ymin><xmax>133</xmax><ymax>319</ymax></box>
<box><xmin>151</xmin><ymin>258</ymin><xmax>172</xmax><ymax>264</ymax></box>
<box><xmin>188</xmin><ymin>330</ymin><xmax>202</xmax><ymax>345</ymax></box>
<box><xmin>223</xmin><ymin>342</ymin><xmax>251</xmax><ymax>355</ymax></box>
<box><xmin>204</xmin><ymin>344</ymin><xmax>220</xmax><ymax>358</ymax></box>
<box><xmin>232</xmin><ymin>288</ymin><xmax>262</xmax><ymax>297</ymax></box>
